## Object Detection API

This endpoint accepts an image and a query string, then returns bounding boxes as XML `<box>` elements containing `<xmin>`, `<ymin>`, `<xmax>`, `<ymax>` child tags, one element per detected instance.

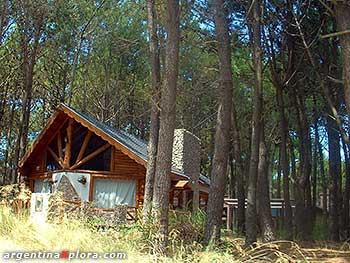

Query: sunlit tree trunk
<box><xmin>12</xmin><ymin>2</ymin><xmax>45</xmax><ymax>182</ymax></box>
<box><xmin>257</xmin><ymin>128</ymin><xmax>275</xmax><ymax>242</ymax></box>
<box><xmin>335</xmin><ymin>3</ymin><xmax>350</xmax><ymax>118</ymax></box>
<box><xmin>245</xmin><ymin>0</ymin><xmax>263</xmax><ymax>247</ymax></box>
<box><xmin>292</xmin><ymin>88</ymin><xmax>313</xmax><ymax>241</ymax></box>
<box><xmin>204</xmin><ymin>0</ymin><xmax>233</xmax><ymax>244</ymax></box>
<box><xmin>152</xmin><ymin>0</ymin><xmax>179</xmax><ymax>253</ymax></box>
<box><xmin>231</xmin><ymin>109</ymin><xmax>245</xmax><ymax>234</ymax></box>
<box><xmin>143</xmin><ymin>0</ymin><xmax>161</xmax><ymax>221</ymax></box>
<box><xmin>276</xmin><ymin>85</ymin><xmax>293</xmax><ymax>239</ymax></box>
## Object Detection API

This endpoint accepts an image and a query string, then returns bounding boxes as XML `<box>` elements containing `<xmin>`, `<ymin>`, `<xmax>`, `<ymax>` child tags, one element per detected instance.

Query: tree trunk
<box><xmin>345</xmin><ymin>154</ymin><xmax>350</xmax><ymax>239</ymax></box>
<box><xmin>276</xmin><ymin>151</ymin><xmax>281</xmax><ymax>198</ymax></box>
<box><xmin>293</xmin><ymin>89</ymin><xmax>313</xmax><ymax>241</ymax></box>
<box><xmin>257</xmin><ymin>129</ymin><xmax>275</xmax><ymax>242</ymax></box>
<box><xmin>335</xmin><ymin>3</ymin><xmax>350</xmax><ymax>118</ymax></box>
<box><xmin>312</xmin><ymin>125</ymin><xmax>318</xmax><ymax>209</ymax></box>
<box><xmin>276</xmin><ymin>84</ymin><xmax>293</xmax><ymax>239</ymax></box>
<box><xmin>231</xmin><ymin>108</ymin><xmax>245</xmax><ymax>234</ymax></box>
<box><xmin>229</xmin><ymin>153</ymin><xmax>236</xmax><ymax>199</ymax></box>
<box><xmin>0</xmin><ymin>0</ymin><xmax>9</xmax><ymax>46</ymax></box>
<box><xmin>143</xmin><ymin>0</ymin><xmax>161</xmax><ymax>221</ymax></box>
<box><xmin>327</xmin><ymin>111</ymin><xmax>341</xmax><ymax>241</ymax></box>
<box><xmin>0</xmin><ymin>86</ymin><xmax>8</xmax><ymax>129</ymax></box>
<box><xmin>320</xmin><ymin>150</ymin><xmax>327</xmax><ymax>215</ymax></box>
<box><xmin>13</xmin><ymin>2</ymin><xmax>45</xmax><ymax>180</ymax></box>
<box><xmin>204</xmin><ymin>0</ymin><xmax>233</xmax><ymax>244</ymax></box>
<box><xmin>342</xmin><ymin>140</ymin><xmax>350</xmax><ymax>239</ymax></box>
<box><xmin>315</xmin><ymin>118</ymin><xmax>327</xmax><ymax>215</ymax></box>
<box><xmin>289</xmin><ymin>140</ymin><xmax>297</xmax><ymax>201</ymax></box>
<box><xmin>152</xmin><ymin>0</ymin><xmax>180</xmax><ymax>254</ymax></box>
<box><xmin>3</xmin><ymin>98</ymin><xmax>16</xmax><ymax>184</ymax></box>
<box><xmin>245</xmin><ymin>0</ymin><xmax>263</xmax><ymax>247</ymax></box>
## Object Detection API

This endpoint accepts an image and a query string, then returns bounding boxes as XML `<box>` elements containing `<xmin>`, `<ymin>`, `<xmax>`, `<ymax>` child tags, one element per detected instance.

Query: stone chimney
<box><xmin>172</xmin><ymin>129</ymin><xmax>200</xmax><ymax>211</ymax></box>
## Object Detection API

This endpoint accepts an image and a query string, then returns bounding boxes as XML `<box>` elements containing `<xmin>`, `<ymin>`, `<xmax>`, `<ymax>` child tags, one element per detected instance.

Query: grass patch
<box><xmin>1</xmin><ymin>205</ymin><xmax>349</xmax><ymax>262</ymax></box>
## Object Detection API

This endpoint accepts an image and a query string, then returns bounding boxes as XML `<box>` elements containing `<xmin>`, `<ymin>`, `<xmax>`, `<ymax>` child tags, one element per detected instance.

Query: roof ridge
<box><xmin>60</xmin><ymin>103</ymin><xmax>149</xmax><ymax>146</ymax></box>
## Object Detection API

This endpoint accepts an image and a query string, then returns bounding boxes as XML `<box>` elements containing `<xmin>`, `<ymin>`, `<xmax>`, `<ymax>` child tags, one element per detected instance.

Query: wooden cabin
<box><xmin>18</xmin><ymin>104</ymin><xmax>209</xmax><ymax>215</ymax></box>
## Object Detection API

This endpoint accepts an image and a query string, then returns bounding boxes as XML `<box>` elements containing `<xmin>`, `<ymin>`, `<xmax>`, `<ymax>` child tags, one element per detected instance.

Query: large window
<box><xmin>34</xmin><ymin>179</ymin><xmax>51</xmax><ymax>193</ymax></box>
<box><xmin>93</xmin><ymin>179</ymin><xmax>136</xmax><ymax>208</ymax></box>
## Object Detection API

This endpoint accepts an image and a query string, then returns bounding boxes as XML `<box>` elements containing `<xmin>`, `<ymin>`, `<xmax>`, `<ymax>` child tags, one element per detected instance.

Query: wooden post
<box><xmin>63</xmin><ymin>119</ymin><xmax>74</xmax><ymax>168</ymax></box>
<box><xmin>48</xmin><ymin>147</ymin><xmax>64</xmax><ymax>168</ymax></box>
<box><xmin>232</xmin><ymin>207</ymin><xmax>236</xmax><ymax>229</ymax></box>
<box><xmin>226</xmin><ymin>205</ymin><xmax>233</xmax><ymax>230</ymax></box>
<box><xmin>110</xmin><ymin>147</ymin><xmax>115</xmax><ymax>172</ymax></box>
<box><xmin>57</xmin><ymin>131</ymin><xmax>63</xmax><ymax>161</ymax></box>
<box><xmin>76</xmin><ymin>130</ymin><xmax>92</xmax><ymax>164</ymax></box>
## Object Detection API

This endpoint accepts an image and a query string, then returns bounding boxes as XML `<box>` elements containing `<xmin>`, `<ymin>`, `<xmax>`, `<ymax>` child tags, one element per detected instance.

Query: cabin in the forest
<box><xmin>19</xmin><ymin>104</ymin><xmax>209</xmax><ymax>217</ymax></box>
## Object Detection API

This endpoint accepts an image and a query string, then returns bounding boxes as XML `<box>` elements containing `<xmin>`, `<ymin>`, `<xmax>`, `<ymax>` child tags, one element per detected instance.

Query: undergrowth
<box><xmin>0</xmin><ymin>205</ymin><xmax>347</xmax><ymax>262</ymax></box>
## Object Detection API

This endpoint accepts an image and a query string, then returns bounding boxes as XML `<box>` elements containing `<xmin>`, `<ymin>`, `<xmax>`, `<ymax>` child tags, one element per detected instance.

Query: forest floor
<box><xmin>291</xmin><ymin>244</ymin><xmax>350</xmax><ymax>263</ymax></box>
<box><xmin>0</xmin><ymin>206</ymin><xmax>349</xmax><ymax>263</ymax></box>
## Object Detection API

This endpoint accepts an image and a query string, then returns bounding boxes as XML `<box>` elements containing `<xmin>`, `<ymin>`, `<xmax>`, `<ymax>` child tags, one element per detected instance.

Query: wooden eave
<box><xmin>18</xmin><ymin>110</ymin><xmax>69</xmax><ymax>173</ymax></box>
<box><xmin>57</xmin><ymin>105</ymin><xmax>147</xmax><ymax>167</ymax></box>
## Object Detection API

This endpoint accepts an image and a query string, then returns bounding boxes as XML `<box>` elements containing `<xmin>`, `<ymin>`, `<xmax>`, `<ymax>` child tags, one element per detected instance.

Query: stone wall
<box><xmin>56</xmin><ymin>175</ymin><xmax>81</xmax><ymax>202</ymax></box>
<box><xmin>172</xmin><ymin>129</ymin><xmax>201</xmax><ymax>210</ymax></box>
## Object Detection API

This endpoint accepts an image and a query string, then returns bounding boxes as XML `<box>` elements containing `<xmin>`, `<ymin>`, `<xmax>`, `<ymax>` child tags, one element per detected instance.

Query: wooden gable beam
<box><xmin>57</xmin><ymin>131</ymin><xmax>63</xmax><ymax>161</ymax></box>
<box><xmin>58</xmin><ymin>105</ymin><xmax>147</xmax><ymax>167</ymax></box>
<box><xmin>75</xmin><ymin>130</ymin><xmax>92</xmax><ymax>164</ymax></box>
<box><xmin>48</xmin><ymin>147</ymin><xmax>64</xmax><ymax>168</ymax></box>
<box><xmin>70</xmin><ymin>143</ymin><xmax>110</xmax><ymax>170</ymax></box>
<box><xmin>19</xmin><ymin>111</ymin><xmax>68</xmax><ymax>169</ymax></box>
<box><xmin>63</xmin><ymin>118</ymin><xmax>74</xmax><ymax>168</ymax></box>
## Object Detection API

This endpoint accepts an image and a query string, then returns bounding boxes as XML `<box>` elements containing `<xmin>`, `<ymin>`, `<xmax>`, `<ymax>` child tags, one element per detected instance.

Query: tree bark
<box><xmin>276</xmin><ymin>85</ymin><xmax>293</xmax><ymax>240</ymax></box>
<box><xmin>327</xmin><ymin>112</ymin><xmax>341</xmax><ymax>241</ymax></box>
<box><xmin>312</xmin><ymin>125</ymin><xmax>318</xmax><ymax>209</ymax></box>
<box><xmin>143</xmin><ymin>0</ymin><xmax>161</xmax><ymax>221</ymax></box>
<box><xmin>12</xmin><ymin>2</ymin><xmax>45</xmax><ymax>181</ymax></box>
<box><xmin>289</xmin><ymin>140</ymin><xmax>297</xmax><ymax>201</ymax></box>
<box><xmin>3</xmin><ymin>98</ymin><xmax>16</xmax><ymax>184</ymax></box>
<box><xmin>276</xmin><ymin>152</ymin><xmax>281</xmax><ymax>198</ymax></box>
<box><xmin>204</xmin><ymin>0</ymin><xmax>233</xmax><ymax>244</ymax></box>
<box><xmin>315</xmin><ymin>117</ymin><xmax>327</xmax><ymax>215</ymax></box>
<box><xmin>245</xmin><ymin>0</ymin><xmax>263</xmax><ymax>247</ymax></box>
<box><xmin>257</xmin><ymin>129</ymin><xmax>275</xmax><ymax>242</ymax></box>
<box><xmin>292</xmin><ymin>89</ymin><xmax>313</xmax><ymax>241</ymax></box>
<box><xmin>231</xmin><ymin>108</ymin><xmax>245</xmax><ymax>234</ymax></box>
<box><xmin>0</xmin><ymin>0</ymin><xmax>9</xmax><ymax>46</ymax></box>
<box><xmin>229</xmin><ymin>153</ymin><xmax>235</xmax><ymax>199</ymax></box>
<box><xmin>341</xmin><ymin>140</ymin><xmax>350</xmax><ymax>239</ymax></box>
<box><xmin>335</xmin><ymin>2</ymin><xmax>350</xmax><ymax>118</ymax></box>
<box><xmin>152</xmin><ymin>0</ymin><xmax>180</xmax><ymax>254</ymax></box>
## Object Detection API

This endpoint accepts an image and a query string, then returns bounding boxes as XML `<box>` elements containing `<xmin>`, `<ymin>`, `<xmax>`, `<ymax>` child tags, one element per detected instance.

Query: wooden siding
<box><xmin>112</xmin><ymin>148</ymin><xmax>146</xmax><ymax>177</ymax></box>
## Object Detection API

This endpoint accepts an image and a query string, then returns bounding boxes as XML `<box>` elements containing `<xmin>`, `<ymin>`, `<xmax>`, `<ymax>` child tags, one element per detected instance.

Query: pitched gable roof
<box><xmin>62</xmin><ymin>104</ymin><xmax>149</xmax><ymax>164</ymax></box>
<box><xmin>19</xmin><ymin>103</ymin><xmax>194</xmax><ymax>181</ymax></box>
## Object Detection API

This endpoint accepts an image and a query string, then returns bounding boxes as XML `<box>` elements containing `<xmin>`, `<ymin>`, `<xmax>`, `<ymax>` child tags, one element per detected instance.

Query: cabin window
<box><xmin>71</xmin><ymin>131</ymin><xmax>112</xmax><ymax>171</ymax></box>
<box><xmin>46</xmin><ymin>158</ymin><xmax>61</xmax><ymax>172</ymax></box>
<box><xmin>93</xmin><ymin>179</ymin><xmax>136</xmax><ymax>208</ymax></box>
<box><xmin>79</xmin><ymin>147</ymin><xmax>111</xmax><ymax>171</ymax></box>
<box><xmin>34</xmin><ymin>179</ymin><xmax>51</xmax><ymax>193</ymax></box>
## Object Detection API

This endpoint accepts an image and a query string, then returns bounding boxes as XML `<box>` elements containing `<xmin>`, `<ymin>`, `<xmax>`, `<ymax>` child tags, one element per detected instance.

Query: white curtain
<box><xmin>34</xmin><ymin>180</ymin><xmax>51</xmax><ymax>193</ymax></box>
<box><xmin>93</xmin><ymin>179</ymin><xmax>136</xmax><ymax>208</ymax></box>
